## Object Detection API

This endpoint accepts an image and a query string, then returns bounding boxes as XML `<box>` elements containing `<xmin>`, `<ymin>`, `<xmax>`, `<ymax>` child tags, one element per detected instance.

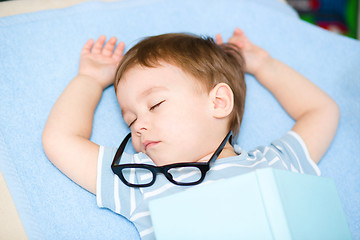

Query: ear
<box><xmin>209</xmin><ymin>83</ymin><xmax>234</xmax><ymax>119</ymax></box>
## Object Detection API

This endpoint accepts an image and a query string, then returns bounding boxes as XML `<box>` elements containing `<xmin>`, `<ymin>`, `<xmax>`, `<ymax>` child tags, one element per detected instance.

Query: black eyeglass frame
<box><xmin>111</xmin><ymin>131</ymin><xmax>232</xmax><ymax>188</ymax></box>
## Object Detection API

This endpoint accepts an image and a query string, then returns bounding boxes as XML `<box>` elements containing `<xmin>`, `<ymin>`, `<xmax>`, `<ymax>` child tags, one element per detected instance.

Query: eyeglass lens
<box><xmin>121</xmin><ymin>167</ymin><xmax>154</xmax><ymax>186</ymax></box>
<box><xmin>167</xmin><ymin>166</ymin><xmax>203</xmax><ymax>184</ymax></box>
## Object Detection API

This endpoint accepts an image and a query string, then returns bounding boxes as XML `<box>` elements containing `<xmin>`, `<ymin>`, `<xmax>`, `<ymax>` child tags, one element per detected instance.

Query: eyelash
<box><xmin>128</xmin><ymin>120</ymin><xmax>136</xmax><ymax>129</ymax></box>
<box><xmin>128</xmin><ymin>100</ymin><xmax>165</xmax><ymax>128</ymax></box>
<box><xmin>150</xmin><ymin>100</ymin><xmax>165</xmax><ymax>111</ymax></box>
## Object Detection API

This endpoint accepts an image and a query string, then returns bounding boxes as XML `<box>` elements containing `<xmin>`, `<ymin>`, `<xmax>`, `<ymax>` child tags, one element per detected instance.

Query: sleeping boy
<box><xmin>42</xmin><ymin>28</ymin><xmax>339</xmax><ymax>239</ymax></box>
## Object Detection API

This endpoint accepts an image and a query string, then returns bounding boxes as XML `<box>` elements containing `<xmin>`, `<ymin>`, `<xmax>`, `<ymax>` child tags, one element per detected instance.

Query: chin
<box><xmin>151</xmin><ymin>156</ymin><xmax>184</xmax><ymax>166</ymax></box>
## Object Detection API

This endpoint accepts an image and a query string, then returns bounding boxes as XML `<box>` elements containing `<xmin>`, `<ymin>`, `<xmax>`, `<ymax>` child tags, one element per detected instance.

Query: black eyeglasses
<box><xmin>111</xmin><ymin>131</ymin><xmax>232</xmax><ymax>188</ymax></box>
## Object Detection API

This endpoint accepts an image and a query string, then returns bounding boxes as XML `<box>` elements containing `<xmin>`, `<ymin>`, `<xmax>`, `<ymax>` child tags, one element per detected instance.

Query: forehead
<box><xmin>116</xmin><ymin>63</ymin><xmax>202</xmax><ymax>100</ymax></box>
<box><xmin>121</xmin><ymin>62</ymin><xmax>189</xmax><ymax>82</ymax></box>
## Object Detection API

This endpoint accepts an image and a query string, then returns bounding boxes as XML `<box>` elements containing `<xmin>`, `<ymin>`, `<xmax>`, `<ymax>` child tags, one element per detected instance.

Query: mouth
<box><xmin>144</xmin><ymin>141</ymin><xmax>160</xmax><ymax>151</ymax></box>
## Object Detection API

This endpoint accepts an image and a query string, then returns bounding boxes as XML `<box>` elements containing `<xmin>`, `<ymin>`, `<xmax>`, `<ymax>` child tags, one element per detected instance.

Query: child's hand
<box><xmin>216</xmin><ymin>29</ymin><xmax>339</xmax><ymax>164</ymax></box>
<box><xmin>79</xmin><ymin>35</ymin><xmax>125</xmax><ymax>89</ymax></box>
<box><xmin>216</xmin><ymin>28</ymin><xmax>270</xmax><ymax>77</ymax></box>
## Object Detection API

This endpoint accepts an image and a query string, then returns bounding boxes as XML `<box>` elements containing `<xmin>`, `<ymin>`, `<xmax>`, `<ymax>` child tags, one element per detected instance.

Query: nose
<box><xmin>133</xmin><ymin>117</ymin><xmax>149</xmax><ymax>136</ymax></box>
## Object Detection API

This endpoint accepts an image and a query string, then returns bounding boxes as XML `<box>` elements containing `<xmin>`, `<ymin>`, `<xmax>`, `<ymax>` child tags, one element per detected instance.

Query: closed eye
<box><xmin>128</xmin><ymin>119</ymin><xmax>137</xmax><ymax>128</ymax></box>
<box><xmin>150</xmin><ymin>100</ymin><xmax>165</xmax><ymax>111</ymax></box>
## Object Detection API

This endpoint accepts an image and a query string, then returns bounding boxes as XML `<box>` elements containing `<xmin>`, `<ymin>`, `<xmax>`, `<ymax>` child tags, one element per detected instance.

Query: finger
<box><xmin>234</xmin><ymin>27</ymin><xmax>248</xmax><ymax>41</ymax></box>
<box><xmin>215</xmin><ymin>34</ymin><xmax>224</xmax><ymax>44</ymax></box>
<box><xmin>228</xmin><ymin>37</ymin><xmax>244</xmax><ymax>48</ymax></box>
<box><xmin>229</xmin><ymin>28</ymin><xmax>247</xmax><ymax>48</ymax></box>
<box><xmin>81</xmin><ymin>38</ymin><xmax>94</xmax><ymax>55</ymax></box>
<box><xmin>92</xmin><ymin>35</ymin><xmax>106</xmax><ymax>54</ymax></box>
<box><xmin>234</xmin><ymin>27</ymin><xmax>243</xmax><ymax>36</ymax></box>
<box><xmin>102</xmin><ymin>36</ymin><xmax>117</xmax><ymax>57</ymax></box>
<box><xmin>113</xmin><ymin>41</ymin><xmax>125</xmax><ymax>63</ymax></box>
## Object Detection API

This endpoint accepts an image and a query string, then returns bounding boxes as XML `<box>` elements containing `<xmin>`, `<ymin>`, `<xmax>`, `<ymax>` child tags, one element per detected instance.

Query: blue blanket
<box><xmin>0</xmin><ymin>0</ymin><xmax>359</xmax><ymax>239</ymax></box>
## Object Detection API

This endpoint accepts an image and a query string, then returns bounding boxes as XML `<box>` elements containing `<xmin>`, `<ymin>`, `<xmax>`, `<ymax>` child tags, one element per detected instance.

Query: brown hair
<box><xmin>114</xmin><ymin>33</ymin><xmax>246</xmax><ymax>137</ymax></box>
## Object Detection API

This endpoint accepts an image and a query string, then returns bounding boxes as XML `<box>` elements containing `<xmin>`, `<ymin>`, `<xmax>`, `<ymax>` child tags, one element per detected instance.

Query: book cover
<box><xmin>149</xmin><ymin>168</ymin><xmax>351</xmax><ymax>240</ymax></box>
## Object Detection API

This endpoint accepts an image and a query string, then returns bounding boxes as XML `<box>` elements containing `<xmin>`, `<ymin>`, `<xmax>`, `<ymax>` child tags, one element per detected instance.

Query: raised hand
<box><xmin>79</xmin><ymin>35</ymin><xmax>125</xmax><ymax>89</ymax></box>
<box><xmin>216</xmin><ymin>28</ymin><xmax>270</xmax><ymax>77</ymax></box>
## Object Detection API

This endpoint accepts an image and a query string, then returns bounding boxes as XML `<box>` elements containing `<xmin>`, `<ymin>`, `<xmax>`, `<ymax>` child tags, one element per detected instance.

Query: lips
<box><xmin>143</xmin><ymin>140</ymin><xmax>160</xmax><ymax>151</ymax></box>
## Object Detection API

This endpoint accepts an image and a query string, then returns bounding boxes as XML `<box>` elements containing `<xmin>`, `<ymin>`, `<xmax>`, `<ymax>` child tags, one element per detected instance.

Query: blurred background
<box><xmin>287</xmin><ymin>0</ymin><xmax>359</xmax><ymax>39</ymax></box>
<box><xmin>0</xmin><ymin>0</ymin><xmax>359</xmax><ymax>39</ymax></box>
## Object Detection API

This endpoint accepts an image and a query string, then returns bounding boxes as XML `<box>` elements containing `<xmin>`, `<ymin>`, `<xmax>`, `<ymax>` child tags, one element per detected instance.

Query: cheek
<box><xmin>157</xmin><ymin>107</ymin><xmax>203</xmax><ymax>137</ymax></box>
<box><xmin>153</xmin><ymin>97</ymin><xmax>210</xmax><ymax>136</ymax></box>
<box><xmin>155</xmin><ymin>107</ymin><xmax>188</xmax><ymax>131</ymax></box>
<box><xmin>176</xmin><ymin>102</ymin><xmax>209</xmax><ymax>126</ymax></box>
<box><xmin>131</xmin><ymin>136</ymin><xmax>142</xmax><ymax>152</ymax></box>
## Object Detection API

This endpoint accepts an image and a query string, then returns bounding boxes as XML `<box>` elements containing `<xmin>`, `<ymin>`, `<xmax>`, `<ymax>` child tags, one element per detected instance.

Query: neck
<box><xmin>198</xmin><ymin>142</ymin><xmax>237</xmax><ymax>162</ymax></box>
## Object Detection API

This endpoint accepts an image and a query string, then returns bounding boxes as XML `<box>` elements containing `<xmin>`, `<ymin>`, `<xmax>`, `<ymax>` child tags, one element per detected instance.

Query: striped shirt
<box><xmin>96</xmin><ymin>131</ymin><xmax>320</xmax><ymax>239</ymax></box>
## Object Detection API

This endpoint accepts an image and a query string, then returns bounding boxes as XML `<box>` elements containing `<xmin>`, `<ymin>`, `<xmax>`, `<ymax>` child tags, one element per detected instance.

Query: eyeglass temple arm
<box><xmin>208</xmin><ymin>131</ymin><xmax>233</xmax><ymax>166</ymax></box>
<box><xmin>113</xmin><ymin>132</ymin><xmax>232</xmax><ymax>166</ymax></box>
<box><xmin>113</xmin><ymin>133</ymin><xmax>132</xmax><ymax>166</ymax></box>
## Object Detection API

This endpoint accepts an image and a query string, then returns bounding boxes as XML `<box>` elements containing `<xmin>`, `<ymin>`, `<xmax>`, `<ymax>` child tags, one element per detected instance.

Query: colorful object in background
<box><xmin>288</xmin><ymin>0</ymin><xmax>359</xmax><ymax>38</ymax></box>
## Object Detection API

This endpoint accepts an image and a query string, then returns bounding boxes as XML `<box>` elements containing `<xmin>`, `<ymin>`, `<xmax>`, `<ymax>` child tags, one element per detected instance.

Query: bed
<box><xmin>0</xmin><ymin>0</ymin><xmax>359</xmax><ymax>239</ymax></box>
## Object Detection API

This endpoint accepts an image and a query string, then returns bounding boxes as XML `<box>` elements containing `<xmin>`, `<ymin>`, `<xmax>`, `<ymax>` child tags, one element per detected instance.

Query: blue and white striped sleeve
<box><xmin>96</xmin><ymin>146</ymin><xmax>142</xmax><ymax>220</ymax></box>
<box><xmin>267</xmin><ymin>131</ymin><xmax>321</xmax><ymax>176</ymax></box>
<box><xmin>96</xmin><ymin>146</ymin><xmax>157</xmax><ymax>239</ymax></box>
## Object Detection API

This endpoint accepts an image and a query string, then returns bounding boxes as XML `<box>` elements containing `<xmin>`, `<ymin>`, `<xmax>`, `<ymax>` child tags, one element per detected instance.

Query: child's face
<box><xmin>116</xmin><ymin>63</ymin><xmax>223</xmax><ymax>166</ymax></box>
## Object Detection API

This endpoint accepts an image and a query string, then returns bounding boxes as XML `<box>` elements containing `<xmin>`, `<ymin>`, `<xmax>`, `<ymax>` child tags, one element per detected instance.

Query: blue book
<box><xmin>149</xmin><ymin>168</ymin><xmax>351</xmax><ymax>240</ymax></box>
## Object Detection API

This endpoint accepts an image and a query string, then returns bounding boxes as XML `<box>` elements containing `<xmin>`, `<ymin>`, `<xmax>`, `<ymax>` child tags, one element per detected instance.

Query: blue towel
<box><xmin>0</xmin><ymin>0</ymin><xmax>359</xmax><ymax>239</ymax></box>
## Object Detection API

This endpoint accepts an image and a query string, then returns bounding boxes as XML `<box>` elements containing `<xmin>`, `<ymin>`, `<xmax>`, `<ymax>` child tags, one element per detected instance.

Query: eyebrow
<box><xmin>138</xmin><ymin>86</ymin><xmax>169</xmax><ymax>101</ymax></box>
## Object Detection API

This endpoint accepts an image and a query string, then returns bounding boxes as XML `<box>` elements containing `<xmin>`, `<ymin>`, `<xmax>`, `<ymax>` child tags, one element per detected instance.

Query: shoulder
<box><xmin>96</xmin><ymin>146</ymin><xmax>147</xmax><ymax>214</ymax></box>
<box><xmin>249</xmin><ymin>131</ymin><xmax>321</xmax><ymax>176</ymax></box>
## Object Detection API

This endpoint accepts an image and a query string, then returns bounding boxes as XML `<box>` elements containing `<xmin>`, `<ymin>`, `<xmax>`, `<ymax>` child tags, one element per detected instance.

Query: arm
<box><xmin>42</xmin><ymin>36</ymin><xmax>124</xmax><ymax>194</ymax></box>
<box><xmin>253</xmin><ymin>57</ymin><xmax>340</xmax><ymax>164</ymax></box>
<box><xmin>216</xmin><ymin>28</ymin><xmax>340</xmax><ymax>164</ymax></box>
